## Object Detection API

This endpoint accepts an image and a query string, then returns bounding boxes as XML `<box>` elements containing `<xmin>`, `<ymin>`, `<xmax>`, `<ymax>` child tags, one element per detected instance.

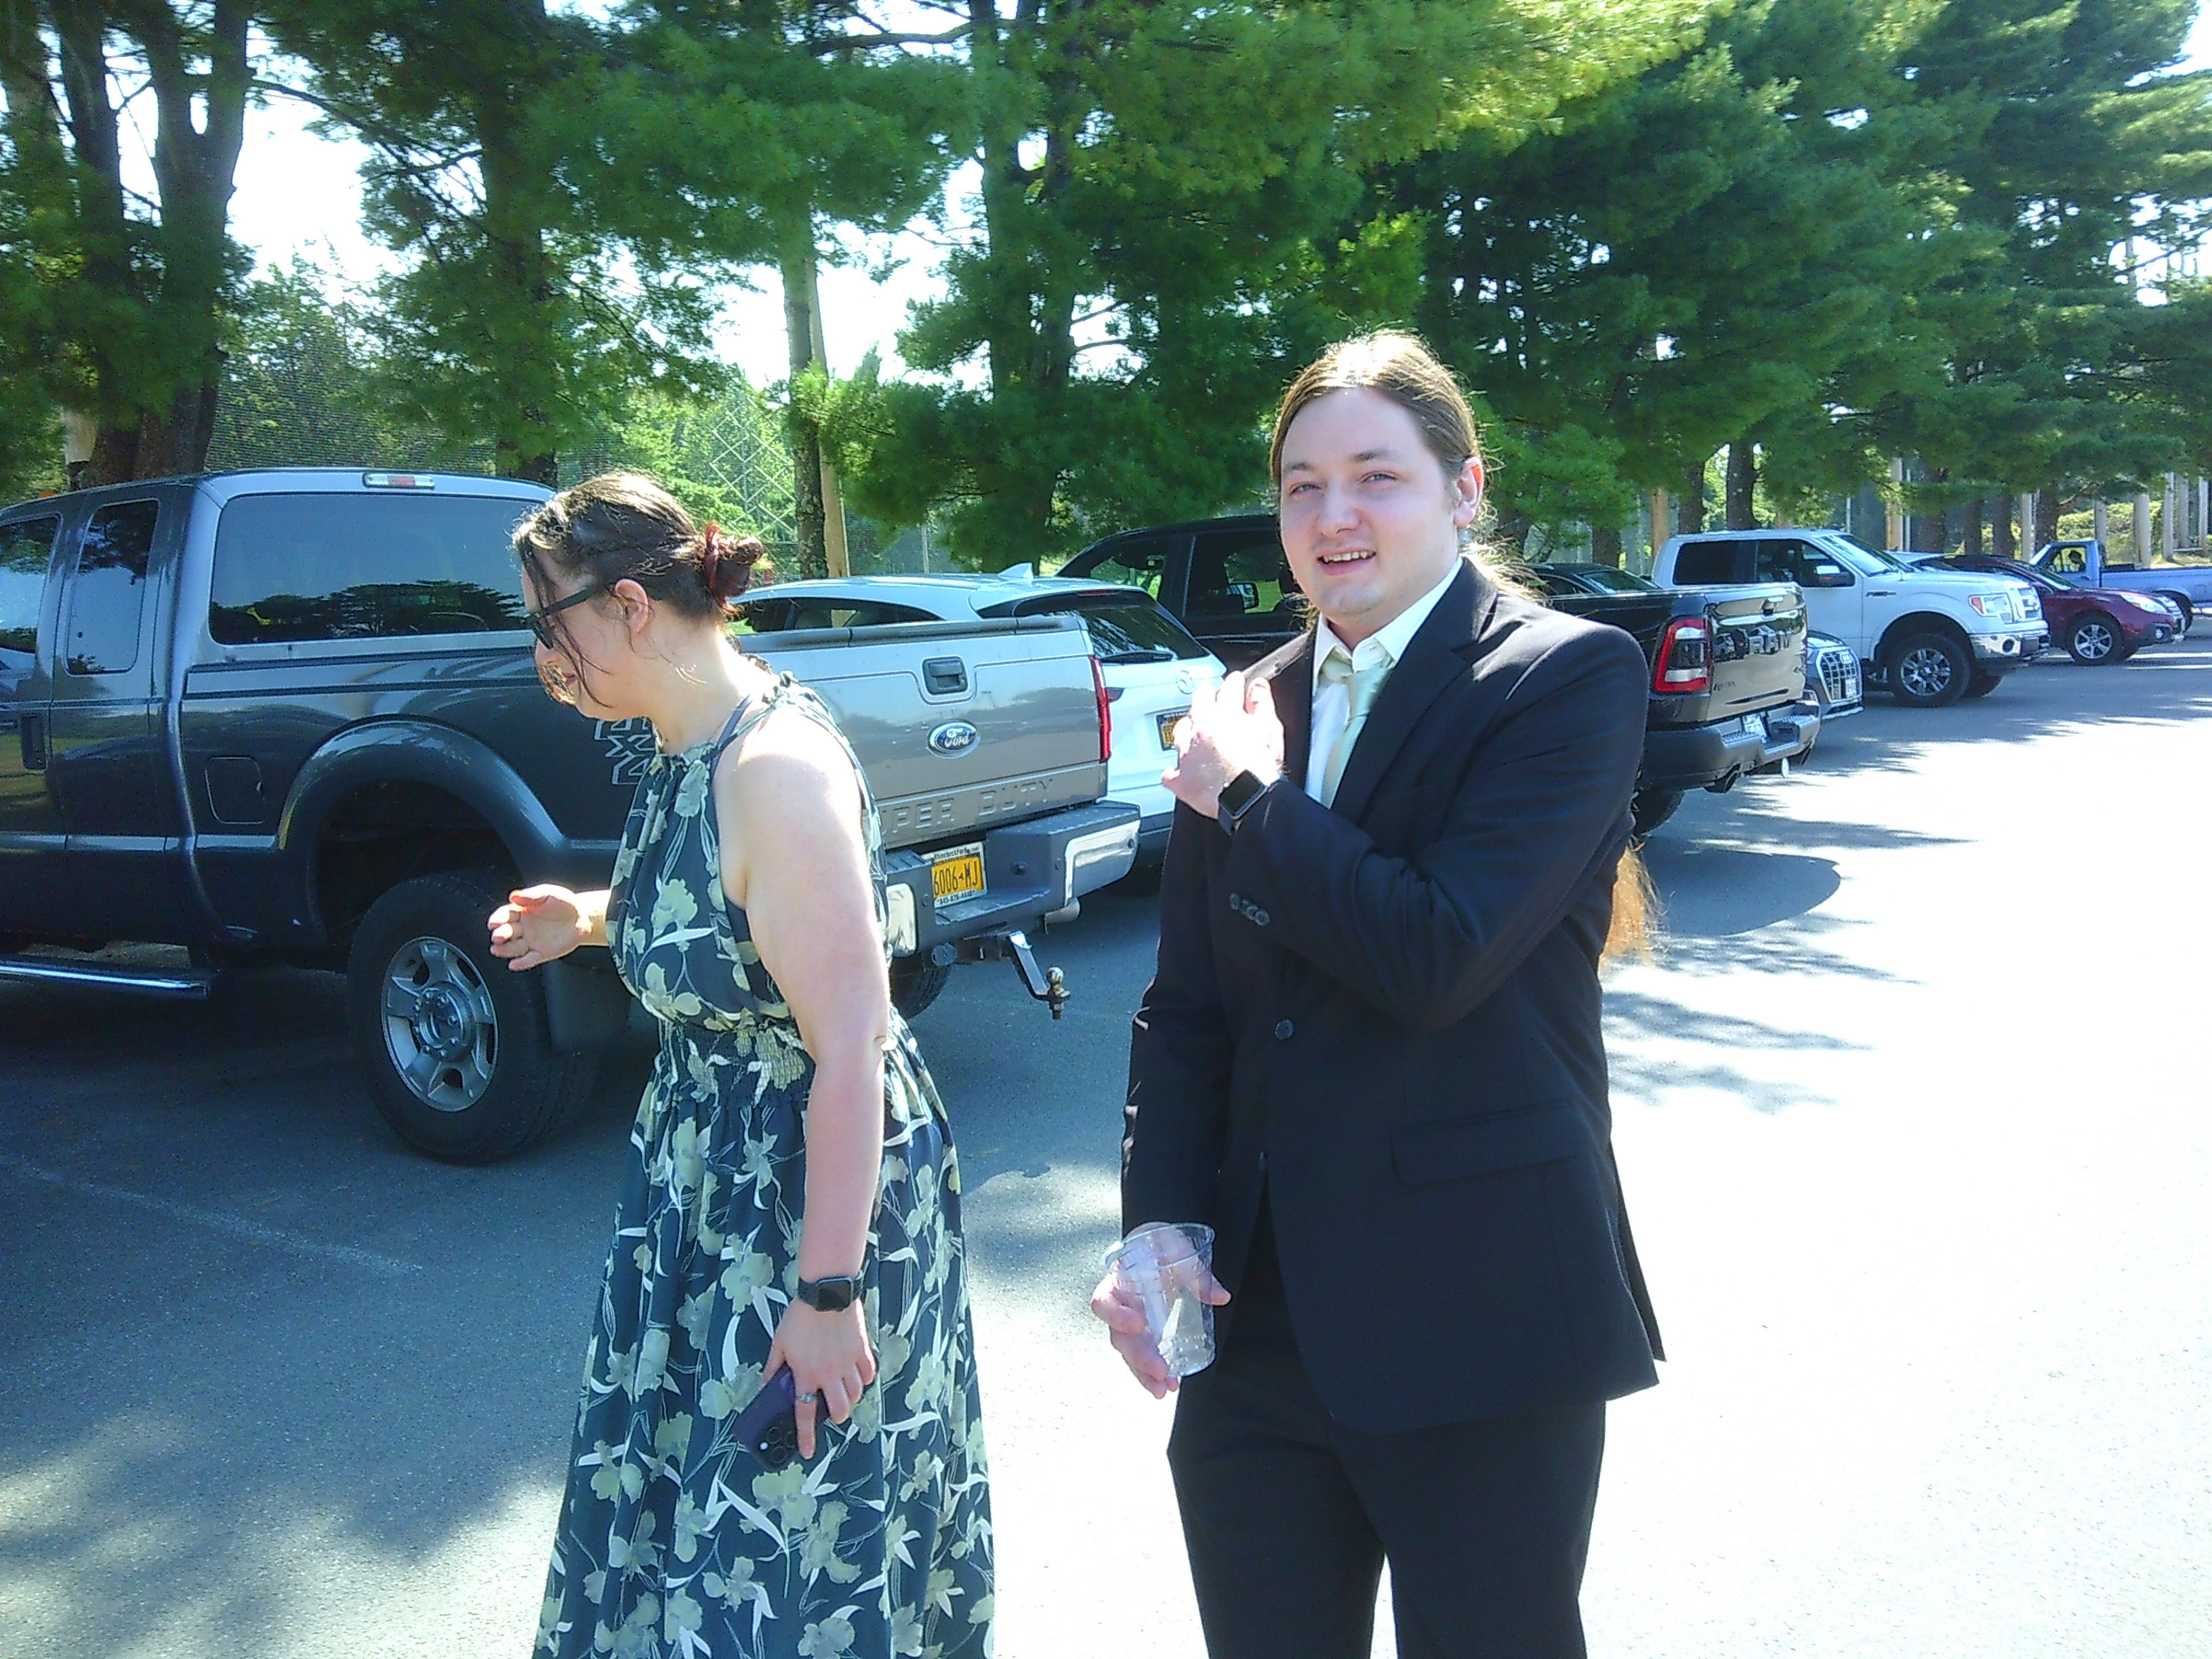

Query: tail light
<box><xmin>1655</xmin><ymin>617</ymin><xmax>1712</xmax><ymax>694</ymax></box>
<box><xmin>1092</xmin><ymin>655</ymin><xmax>1113</xmax><ymax>762</ymax></box>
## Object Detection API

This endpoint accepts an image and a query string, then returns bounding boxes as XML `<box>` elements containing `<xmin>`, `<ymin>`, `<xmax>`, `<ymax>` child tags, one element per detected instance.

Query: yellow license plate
<box><xmin>1157</xmin><ymin>710</ymin><xmax>1185</xmax><ymax>750</ymax></box>
<box><xmin>930</xmin><ymin>849</ymin><xmax>985</xmax><ymax>907</ymax></box>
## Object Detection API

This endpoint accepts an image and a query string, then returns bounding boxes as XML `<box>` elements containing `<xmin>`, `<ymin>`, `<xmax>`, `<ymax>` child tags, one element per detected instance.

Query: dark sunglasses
<box><xmin>524</xmin><ymin>583</ymin><xmax>607</xmax><ymax>650</ymax></box>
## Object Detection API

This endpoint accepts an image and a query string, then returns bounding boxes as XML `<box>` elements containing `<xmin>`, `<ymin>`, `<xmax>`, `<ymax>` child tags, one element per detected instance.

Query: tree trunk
<box><xmin>1491</xmin><ymin>506</ymin><xmax>1534</xmax><ymax>561</ymax></box>
<box><xmin>39</xmin><ymin>0</ymin><xmax>250</xmax><ymax>483</ymax></box>
<box><xmin>478</xmin><ymin>102</ymin><xmax>559</xmax><ymax>487</ymax></box>
<box><xmin>1961</xmin><ymin>496</ymin><xmax>1983</xmax><ymax>556</ymax></box>
<box><xmin>1725</xmin><ymin>441</ymin><xmax>1756</xmax><ymax>529</ymax></box>
<box><xmin>968</xmin><ymin>0</ymin><xmax>1083</xmax><ymax>550</ymax></box>
<box><xmin>2034</xmin><ymin>489</ymin><xmax>2059</xmax><ymax>550</ymax></box>
<box><xmin>1991</xmin><ymin>495</ymin><xmax>2015</xmax><ymax>559</ymax></box>
<box><xmin>1679</xmin><ymin>457</ymin><xmax>1706</xmax><ymax>533</ymax></box>
<box><xmin>779</xmin><ymin>217</ymin><xmax>829</xmax><ymax>579</ymax></box>
<box><xmin>1589</xmin><ymin>522</ymin><xmax>1621</xmax><ymax>567</ymax></box>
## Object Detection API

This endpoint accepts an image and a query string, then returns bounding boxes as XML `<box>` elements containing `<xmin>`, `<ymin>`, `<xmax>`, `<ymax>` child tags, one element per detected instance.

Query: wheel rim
<box><xmin>2074</xmin><ymin>621</ymin><xmax>2114</xmax><ymax>661</ymax></box>
<box><xmin>381</xmin><ymin>936</ymin><xmax>498</xmax><ymax>1111</ymax></box>
<box><xmin>1898</xmin><ymin>645</ymin><xmax>1956</xmax><ymax>699</ymax></box>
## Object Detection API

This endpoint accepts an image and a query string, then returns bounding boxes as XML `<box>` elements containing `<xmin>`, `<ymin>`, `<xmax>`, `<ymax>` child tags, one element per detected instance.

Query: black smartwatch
<box><xmin>795</xmin><ymin>1275</ymin><xmax>863</xmax><ymax>1313</ymax></box>
<box><xmin>1216</xmin><ymin>770</ymin><xmax>1273</xmax><ymax>834</ymax></box>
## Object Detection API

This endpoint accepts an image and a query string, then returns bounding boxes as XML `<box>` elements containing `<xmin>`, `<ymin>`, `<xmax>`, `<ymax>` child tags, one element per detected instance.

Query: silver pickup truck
<box><xmin>0</xmin><ymin>469</ymin><xmax>1135</xmax><ymax>1160</ymax></box>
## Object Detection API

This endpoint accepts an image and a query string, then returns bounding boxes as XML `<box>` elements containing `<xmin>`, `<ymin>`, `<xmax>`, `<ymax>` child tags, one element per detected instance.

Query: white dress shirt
<box><xmin>1303</xmin><ymin>557</ymin><xmax>1467</xmax><ymax>800</ymax></box>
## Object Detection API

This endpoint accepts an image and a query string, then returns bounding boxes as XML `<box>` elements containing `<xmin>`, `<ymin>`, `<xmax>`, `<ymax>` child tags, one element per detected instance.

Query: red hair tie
<box><xmin>699</xmin><ymin>522</ymin><xmax>724</xmax><ymax>596</ymax></box>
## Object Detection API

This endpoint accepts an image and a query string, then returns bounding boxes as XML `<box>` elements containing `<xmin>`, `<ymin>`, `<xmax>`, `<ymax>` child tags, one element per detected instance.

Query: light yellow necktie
<box><xmin>1319</xmin><ymin>649</ymin><xmax>1390</xmax><ymax>807</ymax></box>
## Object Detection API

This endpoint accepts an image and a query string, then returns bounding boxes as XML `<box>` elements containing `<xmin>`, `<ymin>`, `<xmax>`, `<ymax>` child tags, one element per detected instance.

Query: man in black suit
<box><xmin>1093</xmin><ymin>333</ymin><xmax>1662</xmax><ymax>1659</ymax></box>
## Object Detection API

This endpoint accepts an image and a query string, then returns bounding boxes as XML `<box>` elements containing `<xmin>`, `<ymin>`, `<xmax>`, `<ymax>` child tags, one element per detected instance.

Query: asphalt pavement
<box><xmin>2</xmin><ymin>638</ymin><xmax>2207</xmax><ymax>1658</ymax></box>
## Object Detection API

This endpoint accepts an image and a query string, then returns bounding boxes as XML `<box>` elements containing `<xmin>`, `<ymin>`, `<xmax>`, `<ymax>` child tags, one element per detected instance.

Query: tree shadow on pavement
<box><xmin>0</xmin><ymin>970</ymin><xmax>632</xmax><ymax>1658</ymax></box>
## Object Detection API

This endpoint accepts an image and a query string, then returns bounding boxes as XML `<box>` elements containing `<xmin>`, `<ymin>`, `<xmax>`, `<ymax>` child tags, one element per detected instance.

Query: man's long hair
<box><xmin>1272</xmin><ymin>331</ymin><xmax>1657</xmax><ymax>966</ymax></box>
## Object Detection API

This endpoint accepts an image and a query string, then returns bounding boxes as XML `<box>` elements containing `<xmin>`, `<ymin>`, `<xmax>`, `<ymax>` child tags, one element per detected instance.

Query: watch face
<box><xmin>1219</xmin><ymin>772</ymin><xmax>1265</xmax><ymax>817</ymax></box>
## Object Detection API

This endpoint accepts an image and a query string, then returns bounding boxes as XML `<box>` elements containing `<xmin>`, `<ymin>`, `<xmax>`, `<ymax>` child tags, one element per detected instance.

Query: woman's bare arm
<box><xmin>719</xmin><ymin>709</ymin><xmax>888</xmax><ymax>1452</ymax></box>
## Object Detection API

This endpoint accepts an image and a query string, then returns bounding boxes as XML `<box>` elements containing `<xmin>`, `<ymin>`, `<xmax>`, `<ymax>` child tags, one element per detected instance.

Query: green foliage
<box><xmin>859</xmin><ymin>0</ymin><xmax>1720</xmax><ymax>563</ymax></box>
<box><xmin>1398</xmin><ymin>0</ymin><xmax>1955</xmax><ymax>541</ymax></box>
<box><xmin>265</xmin><ymin>0</ymin><xmax>736</xmax><ymax>483</ymax></box>
<box><xmin>592</xmin><ymin>383</ymin><xmax>798</xmax><ymax>546</ymax></box>
<box><xmin>207</xmin><ymin>260</ymin><xmax>488</xmax><ymax>472</ymax></box>
<box><xmin>1875</xmin><ymin>0</ymin><xmax>2212</xmax><ymax>509</ymax></box>
<box><xmin>1</xmin><ymin>0</ymin><xmax>255</xmax><ymax>481</ymax></box>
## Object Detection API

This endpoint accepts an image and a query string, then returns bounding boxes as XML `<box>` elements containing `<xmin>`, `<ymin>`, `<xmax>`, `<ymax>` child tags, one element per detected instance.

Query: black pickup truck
<box><xmin>0</xmin><ymin>470</ymin><xmax>1137</xmax><ymax>1162</ymax></box>
<box><xmin>1061</xmin><ymin>514</ymin><xmax>1817</xmax><ymax>834</ymax></box>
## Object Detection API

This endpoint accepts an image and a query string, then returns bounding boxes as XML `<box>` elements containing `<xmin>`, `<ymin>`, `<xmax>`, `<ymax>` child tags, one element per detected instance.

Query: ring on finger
<box><xmin>796</xmin><ymin>1390</ymin><xmax>818</xmax><ymax>1405</ymax></box>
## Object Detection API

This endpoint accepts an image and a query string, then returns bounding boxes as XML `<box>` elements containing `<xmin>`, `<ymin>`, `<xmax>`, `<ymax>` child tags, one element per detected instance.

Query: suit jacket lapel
<box><xmin>1328</xmin><ymin>560</ymin><xmax>1496</xmax><ymax>823</ymax></box>
<box><xmin>1248</xmin><ymin>632</ymin><xmax>1315</xmax><ymax>790</ymax></box>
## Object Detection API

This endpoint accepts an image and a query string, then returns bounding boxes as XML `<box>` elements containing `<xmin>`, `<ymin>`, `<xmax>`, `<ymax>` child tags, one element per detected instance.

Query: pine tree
<box><xmin>1</xmin><ymin>1</ymin><xmax>255</xmax><ymax>485</ymax></box>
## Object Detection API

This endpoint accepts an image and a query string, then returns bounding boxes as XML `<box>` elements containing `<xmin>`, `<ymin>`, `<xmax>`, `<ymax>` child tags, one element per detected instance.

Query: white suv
<box><xmin>1654</xmin><ymin>530</ymin><xmax>2046</xmax><ymax>707</ymax></box>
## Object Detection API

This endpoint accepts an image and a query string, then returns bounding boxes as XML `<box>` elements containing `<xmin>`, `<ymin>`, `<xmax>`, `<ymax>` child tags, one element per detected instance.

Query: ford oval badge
<box><xmin>928</xmin><ymin>720</ymin><xmax>980</xmax><ymax>756</ymax></box>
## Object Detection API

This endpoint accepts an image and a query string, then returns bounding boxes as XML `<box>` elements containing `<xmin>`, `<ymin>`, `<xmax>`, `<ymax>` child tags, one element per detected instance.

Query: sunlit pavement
<box><xmin>3</xmin><ymin>638</ymin><xmax>2207</xmax><ymax>1658</ymax></box>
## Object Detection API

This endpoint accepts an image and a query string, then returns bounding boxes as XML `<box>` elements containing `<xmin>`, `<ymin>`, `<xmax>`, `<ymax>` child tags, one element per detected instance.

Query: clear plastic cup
<box><xmin>1105</xmin><ymin>1222</ymin><xmax>1218</xmax><ymax>1378</ymax></box>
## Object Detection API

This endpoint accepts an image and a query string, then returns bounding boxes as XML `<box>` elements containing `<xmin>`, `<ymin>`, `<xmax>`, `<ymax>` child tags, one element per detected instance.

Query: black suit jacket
<box><xmin>1122</xmin><ymin>559</ymin><xmax>1663</xmax><ymax>1432</ymax></box>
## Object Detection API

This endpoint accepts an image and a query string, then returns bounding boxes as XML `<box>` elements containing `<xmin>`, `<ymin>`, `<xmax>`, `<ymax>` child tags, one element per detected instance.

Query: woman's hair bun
<box><xmin>697</xmin><ymin>523</ymin><xmax>766</xmax><ymax>605</ymax></box>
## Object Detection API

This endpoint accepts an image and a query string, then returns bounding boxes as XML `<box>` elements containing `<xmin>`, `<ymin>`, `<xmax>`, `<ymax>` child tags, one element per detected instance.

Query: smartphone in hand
<box><xmin>735</xmin><ymin>1370</ymin><xmax>800</xmax><ymax>1470</ymax></box>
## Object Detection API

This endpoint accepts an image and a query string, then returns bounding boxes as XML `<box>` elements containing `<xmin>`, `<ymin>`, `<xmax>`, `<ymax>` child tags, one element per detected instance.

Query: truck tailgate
<box><xmin>755</xmin><ymin>616</ymin><xmax>1107</xmax><ymax>853</ymax></box>
<box><xmin>1701</xmin><ymin>586</ymin><xmax>1807</xmax><ymax>718</ymax></box>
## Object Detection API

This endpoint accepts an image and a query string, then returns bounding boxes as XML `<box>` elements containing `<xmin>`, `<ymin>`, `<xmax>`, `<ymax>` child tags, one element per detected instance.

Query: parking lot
<box><xmin>3</xmin><ymin>641</ymin><xmax>2209</xmax><ymax>1659</ymax></box>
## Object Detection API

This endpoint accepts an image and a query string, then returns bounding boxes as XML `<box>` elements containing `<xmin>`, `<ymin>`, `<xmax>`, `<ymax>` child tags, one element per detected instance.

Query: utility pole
<box><xmin>1886</xmin><ymin>457</ymin><xmax>1905</xmax><ymax>550</ymax></box>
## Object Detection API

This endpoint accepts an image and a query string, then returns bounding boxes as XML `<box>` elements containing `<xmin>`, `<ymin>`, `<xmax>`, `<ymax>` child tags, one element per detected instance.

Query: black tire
<box><xmin>890</xmin><ymin>953</ymin><xmax>952</xmax><ymax>1021</ymax></box>
<box><xmin>1631</xmin><ymin>787</ymin><xmax>1684</xmax><ymax>836</ymax></box>
<box><xmin>346</xmin><ymin>868</ymin><xmax>596</xmax><ymax>1163</ymax></box>
<box><xmin>2065</xmin><ymin>613</ymin><xmax>2123</xmax><ymax>665</ymax></box>
<box><xmin>1964</xmin><ymin>668</ymin><xmax>2005</xmax><ymax>699</ymax></box>
<box><xmin>2154</xmin><ymin>592</ymin><xmax>2192</xmax><ymax>634</ymax></box>
<box><xmin>1887</xmin><ymin>632</ymin><xmax>1971</xmax><ymax>707</ymax></box>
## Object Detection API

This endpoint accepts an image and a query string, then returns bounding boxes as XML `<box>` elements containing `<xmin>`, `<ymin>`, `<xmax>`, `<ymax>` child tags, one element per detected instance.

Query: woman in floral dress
<box><xmin>489</xmin><ymin>474</ymin><xmax>993</xmax><ymax>1659</ymax></box>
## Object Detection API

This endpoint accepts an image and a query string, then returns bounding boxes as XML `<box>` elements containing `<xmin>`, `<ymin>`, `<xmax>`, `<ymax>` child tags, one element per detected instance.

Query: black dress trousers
<box><xmin>1166</xmin><ymin>1201</ymin><xmax>1607</xmax><ymax>1659</ymax></box>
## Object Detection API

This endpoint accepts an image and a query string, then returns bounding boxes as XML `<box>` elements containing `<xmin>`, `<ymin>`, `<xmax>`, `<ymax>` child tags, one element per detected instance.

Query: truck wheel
<box><xmin>1964</xmin><ymin>668</ymin><xmax>2005</xmax><ymax>699</ymax></box>
<box><xmin>346</xmin><ymin>869</ymin><xmax>597</xmax><ymax>1163</ymax></box>
<box><xmin>890</xmin><ymin>954</ymin><xmax>952</xmax><ymax>1021</ymax></box>
<box><xmin>2065</xmin><ymin>614</ymin><xmax>2121</xmax><ymax>665</ymax></box>
<box><xmin>2154</xmin><ymin>592</ymin><xmax>2192</xmax><ymax>634</ymax></box>
<box><xmin>1887</xmin><ymin>633</ymin><xmax>1969</xmax><ymax>707</ymax></box>
<box><xmin>1631</xmin><ymin>788</ymin><xmax>1684</xmax><ymax>836</ymax></box>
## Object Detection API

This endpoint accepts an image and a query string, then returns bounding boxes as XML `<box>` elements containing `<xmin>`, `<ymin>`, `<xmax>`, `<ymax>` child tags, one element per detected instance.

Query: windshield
<box><xmin>1822</xmin><ymin>532</ymin><xmax>1917</xmax><ymax>576</ymax></box>
<box><xmin>1574</xmin><ymin>565</ymin><xmax>1658</xmax><ymax>593</ymax></box>
<box><xmin>994</xmin><ymin>591</ymin><xmax>1210</xmax><ymax>663</ymax></box>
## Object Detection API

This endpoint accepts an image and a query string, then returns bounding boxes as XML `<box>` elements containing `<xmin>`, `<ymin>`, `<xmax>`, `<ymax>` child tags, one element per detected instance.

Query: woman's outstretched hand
<box><xmin>765</xmin><ymin>1301</ymin><xmax>878</xmax><ymax>1460</ymax></box>
<box><xmin>488</xmin><ymin>885</ymin><xmax>590</xmax><ymax>970</ymax></box>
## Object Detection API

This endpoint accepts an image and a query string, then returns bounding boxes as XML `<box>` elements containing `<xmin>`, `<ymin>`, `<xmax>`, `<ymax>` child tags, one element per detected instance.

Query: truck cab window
<box><xmin>1671</xmin><ymin>541</ymin><xmax>1742</xmax><ymax>585</ymax></box>
<box><xmin>67</xmin><ymin>499</ymin><xmax>159</xmax><ymax>675</ymax></box>
<box><xmin>1754</xmin><ymin>538</ymin><xmax>1852</xmax><ymax>589</ymax></box>
<box><xmin>0</xmin><ymin>515</ymin><xmax>58</xmax><ymax>664</ymax></box>
<box><xmin>2046</xmin><ymin>545</ymin><xmax>2087</xmax><ymax>575</ymax></box>
<box><xmin>1188</xmin><ymin>531</ymin><xmax>1298</xmax><ymax>619</ymax></box>
<box><xmin>208</xmin><ymin>493</ymin><xmax>530</xmax><ymax>644</ymax></box>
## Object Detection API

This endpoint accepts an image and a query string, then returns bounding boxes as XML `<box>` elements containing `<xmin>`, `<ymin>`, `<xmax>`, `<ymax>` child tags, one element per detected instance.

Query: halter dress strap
<box><xmin>705</xmin><ymin>674</ymin><xmax>796</xmax><ymax>768</ymax></box>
